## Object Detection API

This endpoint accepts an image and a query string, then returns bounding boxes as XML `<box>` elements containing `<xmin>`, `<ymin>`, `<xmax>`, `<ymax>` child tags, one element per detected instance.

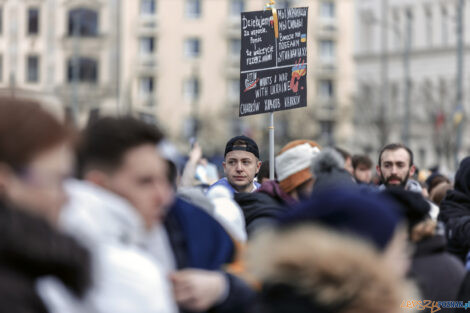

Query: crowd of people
<box><xmin>1</xmin><ymin>96</ymin><xmax>470</xmax><ymax>312</ymax></box>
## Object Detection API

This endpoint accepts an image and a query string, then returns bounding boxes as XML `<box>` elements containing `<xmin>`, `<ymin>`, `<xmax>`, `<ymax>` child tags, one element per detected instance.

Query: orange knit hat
<box><xmin>276</xmin><ymin>140</ymin><xmax>321</xmax><ymax>193</ymax></box>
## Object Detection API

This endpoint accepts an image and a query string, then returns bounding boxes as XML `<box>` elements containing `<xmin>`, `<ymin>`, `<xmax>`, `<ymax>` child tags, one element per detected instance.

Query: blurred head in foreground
<box><xmin>0</xmin><ymin>97</ymin><xmax>73</xmax><ymax>224</ymax></box>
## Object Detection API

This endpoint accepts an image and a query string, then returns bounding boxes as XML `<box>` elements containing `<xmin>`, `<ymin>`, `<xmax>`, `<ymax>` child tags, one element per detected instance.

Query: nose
<box><xmin>390</xmin><ymin>165</ymin><xmax>398</xmax><ymax>174</ymax></box>
<box><xmin>236</xmin><ymin>161</ymin><xmax>243</xmax><ymax>171</ymax></box>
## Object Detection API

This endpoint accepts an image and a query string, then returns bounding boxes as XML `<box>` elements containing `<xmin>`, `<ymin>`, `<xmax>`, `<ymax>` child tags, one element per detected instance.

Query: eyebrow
<box><xmin>227</xmin><ymin>158</ymin><xmax>253</xmax><ymax>162</ymax></box>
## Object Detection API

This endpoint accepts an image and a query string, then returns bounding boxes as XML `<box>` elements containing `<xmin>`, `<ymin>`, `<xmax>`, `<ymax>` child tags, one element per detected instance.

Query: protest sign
<box><xmin>240</xmin><ymin>7</ymin><xmax>308</xmax><ymax>117</ymax></box>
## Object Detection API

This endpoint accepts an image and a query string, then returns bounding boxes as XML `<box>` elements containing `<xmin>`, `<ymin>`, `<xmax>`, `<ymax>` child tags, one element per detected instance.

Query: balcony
<box><xmin>139</xmin><ymin>15</ymin><xmax>159</xmax><ymax>32</ymax></box>
<box><xmin>317</xmin><ymin>18</ymin><xmax>337</xmax><ymax>38</ymax></box>
<box><xmin>61</xmin><ymin>35</ymin><xmax>104</xmax><ymax>51</ymax></box>
<box><xmin>137</xmin><ymin>54</ymin><xmax>158</xmax><ymax>71</ymax></box>
<box><xmin>313</xmin><ymin>98</ymin><xmax>338</xmax><ymax>120</ymax></box>
<box><xmin>315</xmin><ymin>61</ymin><xmax>337</xmax><ymax>77</ymax></box>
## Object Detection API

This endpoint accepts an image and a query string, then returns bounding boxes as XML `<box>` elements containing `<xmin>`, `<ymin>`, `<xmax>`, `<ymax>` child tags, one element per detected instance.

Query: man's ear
<box><xmin>222</xmin><ymin>161</ymin><xmax>227</xmax><ymax>174</ymax></box>
<box><xmin>376</xmin><ymin>164</ymin><xmax>382</xmax><ymax>177</ymax></box>
<box><xmin>409</xmin><ymin>165</ymin><xmax>416</xmax><ymax>177</ymax></box>
<box><xmin>84</xmin><ymin>170</ymin><xmax>110</xmax><ymax>189</ymax></box>
<box><xmin>256</xmin><ymin>161</ymin><xmax>262</xmax><ymax>174</ymax></box>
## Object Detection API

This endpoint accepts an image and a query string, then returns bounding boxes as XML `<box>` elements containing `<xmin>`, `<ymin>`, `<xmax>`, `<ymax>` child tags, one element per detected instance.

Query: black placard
<box><xmin>240</xmin><ymin>7</ymin><xmax>308</xmax><ymax>117</ymax></box>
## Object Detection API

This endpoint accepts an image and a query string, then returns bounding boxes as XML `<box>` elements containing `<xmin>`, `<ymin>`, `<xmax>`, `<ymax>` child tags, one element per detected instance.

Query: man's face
<box><xmin>105</xmin><ymin>144</ymin><xmax>174</xmax><ymax>229</ymax></box>
<box><xmin>376</xmin><ymin>148</ymin><xmax>415</xmax><ymax>188</ymax></box>
<box><xmin>223</xmin><ymin>150</ymin><xmax>261</xmax><ymax>193</ymax></box>
<box><xmin>354</xmin><ymin>165</ymin><xmax>372</xmax><ymax>184</ymax></box>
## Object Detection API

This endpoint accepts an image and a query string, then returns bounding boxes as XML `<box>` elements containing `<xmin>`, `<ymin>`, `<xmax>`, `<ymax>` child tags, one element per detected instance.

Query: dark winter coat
<box><xmin>0</xmin><ymin>201</ymin><xmax>91</xmax><ymax>313</ymax></box>
<box><xmin>235</xmin><ymin>181</ymin><xmax>293</xmax><ymax>236</ymax></box>
<box><xmin>439</xmin><ymin>156</ymin><xmax>470</xmax><ymax>261</ymax></box>
<box><xmin>409</xmin><ymin>235</ymin><xmax>466</xmax><ymax>307</ymax></box>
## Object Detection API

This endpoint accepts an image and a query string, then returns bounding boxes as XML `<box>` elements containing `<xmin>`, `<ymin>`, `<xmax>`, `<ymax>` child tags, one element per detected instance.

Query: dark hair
<box><xmin>0</xmin><ymin>97</ymin><xmax>71</xmax><ymax>171</ymax></box>
<box><xmin>258</xmin><ymin>160</ymin><xmax>274</xmax><ymax>182</ymax></box>
<box><xmin>334</xmin><ymin>147</ymin><xmax>351</xmax><ymax>161</ymax></box>
<box><xmin>352</xmin><ymin>154</ymin><xmax>372</xmax><ymax>170</ymax></box>
<box><xmin>77</xmin><ymin>116</ymin><xmax>164</xmax><ymax>177</ymax></box>
<box><xmin>378</xmin><ymin>143</ymin><xmax>413</xmax><ymax>167</ymax></box>
<box><xmin>427</xmin><ymin>174</ymin><xmax>450</xmax><ymax>194</ymax></box>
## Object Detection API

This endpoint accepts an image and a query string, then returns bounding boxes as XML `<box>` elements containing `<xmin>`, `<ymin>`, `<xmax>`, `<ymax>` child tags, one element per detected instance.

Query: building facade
<box><xmin>1</xmin><ymin>0</ymin><xmax>354</xmax><ymax>157</ymax></box>
<box><xmin>354</xmin><ymin>0</ymin><xmax>470</xmax><ymax>171</ymax></box>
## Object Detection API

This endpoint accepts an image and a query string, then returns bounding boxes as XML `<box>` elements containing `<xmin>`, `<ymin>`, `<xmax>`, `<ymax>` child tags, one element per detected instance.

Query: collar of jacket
<box><xmin>62</xmin><ymin>179</ymin><xmax>148</xmax><ymax>248</ymax></box>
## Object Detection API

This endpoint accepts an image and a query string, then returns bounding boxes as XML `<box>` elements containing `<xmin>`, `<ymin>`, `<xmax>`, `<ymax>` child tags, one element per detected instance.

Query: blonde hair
<box><xmin>246</xmin><ymin>225</ymin><xmax>418</xmax><ymax>313</ymax></box>
<box><xmin>410</xmin><ymin>219</ymin><xmax>437</xmax><ymax>242</ymax></box>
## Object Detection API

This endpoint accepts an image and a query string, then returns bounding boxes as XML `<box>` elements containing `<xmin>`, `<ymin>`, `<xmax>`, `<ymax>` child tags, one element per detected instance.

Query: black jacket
<box><xmin>235</xmin><ymin>192</ymin><xmax>287</xmax><ymax>237</ymax></box>
<box><xmin>0</xmin><ymin>201</ymin><xmax>91</xmax><ymax>313</ymax></box>
<box><xmin>409</xmin><ymin>235</ymin><xmax>465</xmax><ymax>307</ymax></box>
<box><xmin>439</xmin><ymin>156</ymin><xmax>470</xmax><ymax>261</ymax></box>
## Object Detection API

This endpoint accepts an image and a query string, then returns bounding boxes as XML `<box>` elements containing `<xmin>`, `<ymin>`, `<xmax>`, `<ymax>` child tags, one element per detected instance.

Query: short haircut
<box><xmin>378</xmin><ymin>143</ymin><xmax>413</xmax><ymax>167</ymax></box>
<box><xmin>257</xmin><ymin>160</ymin><xmax>274</xmax><ymax>182</ymax></box>
<box><xmin>352</xmin><ymin>154</ymin><xmax>372</xmax><ymax>170</ymax></box>
<box><xmin>0</xmin><ymin>97</ymin><xmax>71</xmax><ymax>171</ymax></box>
<box><xmin>334</xmin><ymin>147</ymin><xmax>351</xmax><ymax>161</ymax></box>
<box><xmin>77</xmin><ymin>116</ymin><xmax>164</xmax><ymax>177</ymax></box>
<box><xmin>427</xmin><ymin>174</ymin><xmax>450</xmax><ymax>194</ymax></box>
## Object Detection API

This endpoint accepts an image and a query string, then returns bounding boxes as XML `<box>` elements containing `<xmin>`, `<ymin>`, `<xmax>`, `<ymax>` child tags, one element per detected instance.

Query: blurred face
<box><xmin>105</xmin><ymin>144</ymin><xmax>174</xmax><ymax>229</ymax></box>
<box><xmin>344</xmin><ymin>157</ymin><xmax>354</xmax><ymax>175</ymax></box>
<box><xmin>0</xmin><ymin>143</ymin><xmax>73</xmax><ymax>225</ymax></box>
<box><xmin>354</xmin><ymin>165</ymin><xmax>372</xmax><ymax>184</ymax></box>
<box><xmin>223</xmin><ymin>150</ymin><xmax>261</xmax><ymax>193</ymax></box>
<box><xmin>377</xmin><ymin>148</ymin><xmax>415</xmax><ymax>188</ymax></box>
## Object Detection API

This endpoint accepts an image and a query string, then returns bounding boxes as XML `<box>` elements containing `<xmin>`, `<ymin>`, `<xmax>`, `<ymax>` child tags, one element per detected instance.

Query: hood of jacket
<box><xmin>234</xmin><ymin>192</ymin><xmax>288</xmax><ymax>227</ymax></box>
<box><xmin>257</xmin><ymin>180</ymin><xmax>297</xmax><ymax>207</ymax></box>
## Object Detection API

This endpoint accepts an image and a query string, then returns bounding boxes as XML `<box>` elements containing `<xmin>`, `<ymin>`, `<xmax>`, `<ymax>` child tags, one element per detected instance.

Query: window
<box><xmin>27</xmin><ymin>8</ymin><xmax>39</xmax><ymax>35</ymax></box>
<box><xmin>276</xmin><ymin>0</ymin><xmax>291</xmax><ymax>9</ymax></box>
<box><xmin>229</xmin><ymin>38</ymin><xmax>241</xmax><ymax>58</ymax></box>
<box><xmin>319</xmin><ymin>40</ymin><xmax>335</xmax><ymax>63</ymax></box>
<box><xmin>87</xmin><ymin>108</ymin><xmax>100</xmax><ymax>125</ymax></box>
<box><xmin>184</xmin><ymin>38</ymin><xmax>200</xmax><ymax>58</ymax></box>
<box><xmin>318</xmin><ymin>79</ymin><xmax>334</xmax><ymax>100</ymax></box>
<box><xmin>141</xmin><ymin>0</ymin><xmax>156</xmax><ymax>15</ymax></box>
<box><xmin>68</xmin><ymin>8</ymin><xmax>98</xmax><ymax>37</ymax></box>
<box><xmin>140</xmin><ymin>77</ymin><xmax>154</xmax><ymax>96</ymax></box>
<box><xmin>140</xmin><ymin>37</ymin><xmax>155</xmax><ymax>54</ymax></box>
<box><xmin>67</xmin><ymin>57</ymin><xmax>98</xmax><ymax>83</ymax></box>
<box><xmin>0</xmin><ymin>8</ymin><xmax>3</xmax><ymax>35</ymax></box>
<box><xmin>228</xmin><ymin>79</ymin><xmax>239</xmax><ymax>102</ymax></box>
<box><xmin>360</xmin><ymin>10</ymin><xmax>374</xmax><ymax>52</ymax></box>
<box><xmin>392</xmin><ymin>9</ymin><xmax>401</xmax><ymax>50</ymax></box>
<box><xmin>27</xmin><ymin>56</ymin><xmax>39</xmax><ymax>83</ymax></box>
<box><xmin>424</xmin><ymin>6</ymin><xmax>433</xmax><ymax>46</ymax></box>
<box><xmin>390</xmin><ymin>82</ymin><xmax>399</xmax><ymax>106</ymax></box>
<box><xmin>184</xmin><ymin>77</ymin><xmax>200</xmax><ymax>102</ymax></box>
<box><xmin>185</xmin><ymin>0</ymin><xmax>201</xmax><ymax>18</ymax></box>
<box><xmin>441</xmin><ymin>5</ymin><xmax>448</xmax><ymax>45</ymax></box>
<box><xmin>230</xmin><ymin>0</ymin><xmax>244</xmax><ymax>16</ymax></box>
<box><xmin>319</xmin><ymin>1</ymin><xmax>335</xmax><ymax>19</ymax></box>
<box><xmin>139</xmin><ymin>113</ymin><xmax>157</xmax><ymax>125</ymax></box>
<box><xmin>320</xmin><ymin>120</ymin><xmax>334</xmax><ymax>145</ymax></box>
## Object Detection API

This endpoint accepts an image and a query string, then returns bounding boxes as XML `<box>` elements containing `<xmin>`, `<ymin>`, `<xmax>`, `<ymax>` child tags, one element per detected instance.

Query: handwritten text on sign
<box><xmin>240</xmin><ymin>7</ymin><xmax>308</xmax><ymax>116</ymax></box>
